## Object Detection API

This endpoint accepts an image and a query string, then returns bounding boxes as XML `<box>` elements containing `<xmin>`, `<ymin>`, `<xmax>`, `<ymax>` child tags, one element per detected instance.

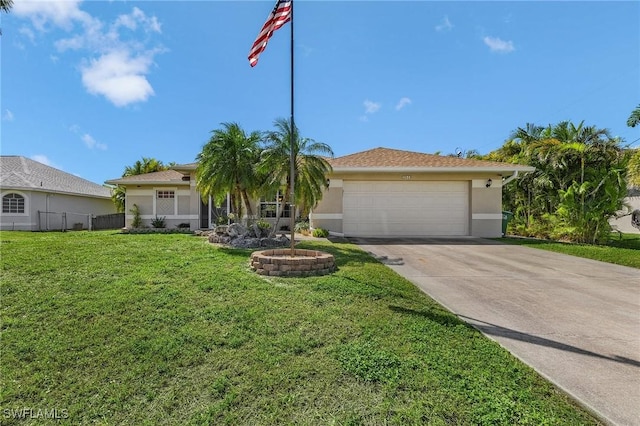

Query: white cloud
<box><xmin>81</xmin><ymin>133</ymin><xmax>108</xmax><ymax>150</ymax></box>
<box><xmin>395</xmin><ymin>97</ymin><xmax>412</xmax><ymax>111</ymax></box>
<box><xmin>363</xmin><ymin>99</ymin><xmax>381</xmax><ymax>114</ymax></box>
<box><xmin>13</xmin><ymin>0</ymin><xmax>89</xmax><ymax>31</ymax></box>
<box><xmin>483</xmin><ymin>36</ymin><xmax>515</xmax><ymax>53</ymax></box>
<box><xmin>13</xmin><ymin>1</ymin><xmax>163</xmax><ymax>107</ymax></box>
<box><xmin>81</xmin><ymin>50</ymin><xmax>155</xmax><ymax>106</ymax></box>
<box><xmin>31</xmin><ymin>154</ymin><xmax>56</xmax><ymax>167</ymax></box>
<box><xmin>2</xmin><ymin>109</ymin><xmax>14</xmax><ymax>121</ymax></box>
<box><xmin>435</xmin><ymin>16</ymin><xmax>453</xmax><ymax>32</ymax></box>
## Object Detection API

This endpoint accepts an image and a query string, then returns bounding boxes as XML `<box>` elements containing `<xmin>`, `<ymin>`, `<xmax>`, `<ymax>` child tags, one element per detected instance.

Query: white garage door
<box><xmin>343</xmin><ymin>181</ymin><xmax>469</xmax><ymax>237</ymax></box>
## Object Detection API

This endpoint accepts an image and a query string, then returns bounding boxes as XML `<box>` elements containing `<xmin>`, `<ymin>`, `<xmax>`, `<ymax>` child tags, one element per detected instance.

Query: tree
<box><xmin>627</xmin><ymin>105</ymin><xmax>640</xmax><ymax>128</ymax></box>
<box><xmin>259</xmin><ymin>118</ymin><xmax>333</xmax><ymax>233</ymax></box>
<box><xmin>112</xmin><ymin>157</ymin><xmax>168</xmax><ymax>212</ymax></box>
<box><xmin>196</xmin><ymin>122</ymin><xmax>262</xmax><ymax>221</ymax></box>
<box><xmin>488</xmin><ymin>121</ymin><xmax>628</xmax><ymax>243</ymax></box>
<box><xmin>1</xmin><ymin>0</ymin><xmax>12</xmax><ymax>14</ymax></box>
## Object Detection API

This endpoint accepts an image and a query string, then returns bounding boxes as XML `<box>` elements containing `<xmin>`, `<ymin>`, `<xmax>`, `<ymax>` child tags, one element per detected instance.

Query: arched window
<box><xmin>2</xmin><ymin>193</ymin><xmax>25</xmax><ymax>214</ymax></box>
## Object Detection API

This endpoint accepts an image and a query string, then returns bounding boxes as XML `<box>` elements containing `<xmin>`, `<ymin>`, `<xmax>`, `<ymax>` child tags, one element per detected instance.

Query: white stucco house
<box><xmin>106</xmin><ymin>147</ymin><xmax>534</xmax><ymax>238</ymax></box>
<box><xmin>0</xmin><ymin>156</ymin><xmax>116</xmax><ymax>231</ymax></box>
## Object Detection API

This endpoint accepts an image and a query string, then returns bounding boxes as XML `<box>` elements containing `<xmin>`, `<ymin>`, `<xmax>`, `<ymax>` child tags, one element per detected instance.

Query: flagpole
<box><xmin>289</xmin><ymin>0</ymin><xmax>295</xmax><ymax>256</ymax></box>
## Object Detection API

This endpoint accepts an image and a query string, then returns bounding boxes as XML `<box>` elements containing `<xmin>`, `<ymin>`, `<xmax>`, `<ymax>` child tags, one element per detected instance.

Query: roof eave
<box><xmin>330</xmin><ymin>166</ymin><xmax>535</xmax><ymax>173</ymax></box>
<box><xmin>104</xmin><ymin>179</ymin><xmax>190</xmax><ymax>186</ymax></box>
<box><xmin>0</xmin><ymin>186</ymin><xmax>112</xmax><ymax>199</ymax></box>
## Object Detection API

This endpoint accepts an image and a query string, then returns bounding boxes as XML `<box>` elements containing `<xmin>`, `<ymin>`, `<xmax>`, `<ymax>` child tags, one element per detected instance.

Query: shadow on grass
<box><xmin>389</xmin><ymin>305</ymin><xmax>473</xmax><ymax>329</ymax></box>
<box><xmin>459</xmin><ymin>314</ymin><xmax>640</xmax><ymax>368</ymax></box>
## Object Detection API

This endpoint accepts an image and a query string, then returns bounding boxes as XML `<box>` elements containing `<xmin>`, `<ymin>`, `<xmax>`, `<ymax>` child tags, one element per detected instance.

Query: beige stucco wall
<box><xmin>124</xmin><ymin>184</ymin><xmax>197</xmax><ymax>229</ymax></box>
<box><xmin>0</xmin><ymin>189</ymin><xmax>116</xmax><ymax>231</ymax></box>
<box><xmin>311</xmin><ymin>171</ymin><xmax>506</xmax><ymax>238</ymax></box>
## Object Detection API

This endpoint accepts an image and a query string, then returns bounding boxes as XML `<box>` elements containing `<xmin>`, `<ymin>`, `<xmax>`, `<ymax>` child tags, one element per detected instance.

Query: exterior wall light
<box><xmin>486</xmin><ymin>179</ymin><xmax>492</xmax><ymax>188</ymax></box>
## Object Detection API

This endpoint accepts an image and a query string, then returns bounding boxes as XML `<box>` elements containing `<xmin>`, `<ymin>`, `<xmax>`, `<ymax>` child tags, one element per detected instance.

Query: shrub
<box><xmin>256</xmin><ymin>219</ymin><xmax>271</xmax><ymax>230</ymax></box>
<box><xmin>177</xmin><ymin>223</ymin><xmax>191</xmax><ymax>229</ymax></box>
<box><xmin>151</xmin><ymin>216</ymin><xmax>166</xmax><ymax>229</ymax></box>
<box><xmin>294</xmin><ymin>221</ymin><xmax>310</xmax><ymax>235</ymax></box>
<box><xmin>312</xmin><ymin>228</ymin><xmax>329</xmax><ymax>238</ymax></box>
<box><xmin>130</xmin><ymin>204</ymin><xmax>142</xmax><ymax>228</ymax></box>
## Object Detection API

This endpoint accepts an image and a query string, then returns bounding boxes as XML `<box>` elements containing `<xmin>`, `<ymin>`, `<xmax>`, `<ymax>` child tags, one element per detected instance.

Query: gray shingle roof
<box><xmin>0</xmin><ymin>156</ymin><xmax>112</xmax><ymax>198</ymax></box>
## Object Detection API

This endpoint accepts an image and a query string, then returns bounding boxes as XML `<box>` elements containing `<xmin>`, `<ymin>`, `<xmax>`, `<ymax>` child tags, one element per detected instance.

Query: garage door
<box><xmin>343</xmin><ymin>181</ymin><xmax>469</xmax><ymax>237</ymax></box>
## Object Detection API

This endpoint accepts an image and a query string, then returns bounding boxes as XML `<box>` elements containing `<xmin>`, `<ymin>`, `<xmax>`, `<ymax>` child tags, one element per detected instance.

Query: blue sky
<box><xmin>2</xmin><ymin>1</ymin><xmax>639</xmax><ymax>186</ymax></box>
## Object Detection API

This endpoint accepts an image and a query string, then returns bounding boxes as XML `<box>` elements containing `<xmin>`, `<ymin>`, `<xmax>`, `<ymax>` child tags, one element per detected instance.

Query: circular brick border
<box><xmin>250</xmin><ymin>249</ymin><xmax>336</xmax><ymax>277</ymax></box>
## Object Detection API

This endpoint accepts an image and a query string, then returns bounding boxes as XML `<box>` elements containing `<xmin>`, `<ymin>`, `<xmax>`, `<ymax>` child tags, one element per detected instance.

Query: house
<box><xmin>0</xmin><ymin>156</ymin><xmax>116</xmax><ymax>231</ymax></box>
<box><xmin>106</xmin><ymin>147</ymin><xmax>534</xmax><ymax>238</ymax></box>
<box><xmin>105</xmin><ymin>163</ymin><xmax>296</xmax><ymax>230</ymax></box>
<box><xmin>311</xmin><ymin>148</ymin><xmax>534</xmax><ymax>238</ymax></box>
<box><xmin>609</xmin><ymin>187</ymin><xmax>640</xmax><ymax>234</ymax></box>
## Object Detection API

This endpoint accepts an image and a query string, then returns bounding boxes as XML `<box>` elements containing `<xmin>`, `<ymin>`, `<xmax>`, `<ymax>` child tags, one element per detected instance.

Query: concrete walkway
<box><xmin>351</xmin><ymin>237</ymin><xmax>640</xmax><ymax>426</ymax></box>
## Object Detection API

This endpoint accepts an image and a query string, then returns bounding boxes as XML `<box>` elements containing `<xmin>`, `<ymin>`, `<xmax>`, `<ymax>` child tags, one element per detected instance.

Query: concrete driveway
<box><xmin>350</xmin><ymin>237</ymin><xmax>640</xmax><ymax>426</ymax></box>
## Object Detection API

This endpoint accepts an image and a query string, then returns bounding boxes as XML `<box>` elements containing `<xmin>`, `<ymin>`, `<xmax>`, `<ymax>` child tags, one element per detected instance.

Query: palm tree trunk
<box><xmin>241</xmin><ymin>189</ymin><xmax>254</xmax><ymax>218</ymax></box>
<box><xmin>269</xmin><ymin>184</ymin><xmax>290</xmax><ymax>237</ymax></box>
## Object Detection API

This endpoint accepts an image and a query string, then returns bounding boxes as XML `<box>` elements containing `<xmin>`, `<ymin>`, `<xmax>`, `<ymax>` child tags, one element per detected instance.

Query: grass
<box><xmin>500</xmin><ymin>233</ymin><xmax>640</xmax><ymax>269</ymax></box>
<box><xmin>0</xmin><ymin>231</ymin><xmax>601</xmax><ymax>425</ymax></box>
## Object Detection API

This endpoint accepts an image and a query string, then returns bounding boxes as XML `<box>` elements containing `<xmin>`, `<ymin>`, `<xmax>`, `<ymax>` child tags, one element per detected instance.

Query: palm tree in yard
<box><xmin>112</xmin><ymin>157</ymin><xmax>168</xmax><ymax>212</ymax></box>
<box><xmin>196</xmin><ymin>122</ymin><xmax>262</xmax><ymax>220</ymax></box>
<box><xmin>260</xmin><ymin>118</ymin><xmax>333</xmax><ymax>233</ymax></box>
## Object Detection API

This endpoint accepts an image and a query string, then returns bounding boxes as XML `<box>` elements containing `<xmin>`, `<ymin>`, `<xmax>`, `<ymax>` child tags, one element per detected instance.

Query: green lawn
<box><xmin>1</xmin><ymin>231</ymin><xmax>600</xmax><ymax>425</ymax></box>
<box><xmin>500</xmin><ymin>233</ymin><xmax>640</xmax><ymax>269</ymax></box>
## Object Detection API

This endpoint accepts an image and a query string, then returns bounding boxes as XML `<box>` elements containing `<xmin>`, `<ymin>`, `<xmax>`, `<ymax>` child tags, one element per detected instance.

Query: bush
<box><xmin>294</xmin><ymin>221</ymin><xmax>310</xmax><ymax>235</ymax></box>
<box><xmin>130</xmin><ymin>204</ymin><xmax>142</xmax><ymax>228</ymax></box>
<box><xmin>256</xmin><ymin>219</ymin><xmax>271</xmax><ymax>230</ymax></box>
<box><xmin>312</xmin><ymin>228</ymin><xmax>329</xmax><ymax>238</ymax></box>
<box><xmin>151</xmin><ymin>216</ymin><xmax>166</xmax><ymax>229</ymax></box>
<box><xmin>177</xmin><ymin>223</ymin><xmax>191</xmax><ymax>229</ymax></box>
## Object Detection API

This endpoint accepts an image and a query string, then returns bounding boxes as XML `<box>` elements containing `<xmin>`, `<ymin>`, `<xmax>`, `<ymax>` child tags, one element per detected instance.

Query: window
<box><xmin>156</xmin><ymin>190</ymin><xmax>175</xmax><ymax>199</ymax></box>
<box><xmin>2</xmin><ymin>193</ymin><xmax>25</xmax><ymax>213</ymax></box>
<box><xmin>259</xmin><ymin>197</ymin><xmax>292</xmax><ymax>218</ymax></box>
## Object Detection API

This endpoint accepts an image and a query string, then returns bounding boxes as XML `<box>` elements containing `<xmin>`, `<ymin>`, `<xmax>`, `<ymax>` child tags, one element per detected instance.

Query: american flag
<box><xmin>248</xmin><ymin>0</ymin><xmax>292</xmax><ymax>67</ymax></box>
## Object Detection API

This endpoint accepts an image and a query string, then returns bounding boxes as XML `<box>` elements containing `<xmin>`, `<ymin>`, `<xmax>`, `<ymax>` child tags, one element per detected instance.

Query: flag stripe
<box><xmin>248</xmin><ymin>0</ymin><xmax>292</xmax><ymax>67</ymax></box>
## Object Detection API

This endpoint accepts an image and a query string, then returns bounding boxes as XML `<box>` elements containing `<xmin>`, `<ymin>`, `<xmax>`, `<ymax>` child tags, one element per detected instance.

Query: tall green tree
<box><xmin>627</xmin><ymin>104</ymin><xmax>640</xmax><ymax>128</ymax></box>
<box><xmin>112</xmin><ymin>157</ymin><xmax>168</xmax><ymax>212</ymax></box>
<box><xmin>488</xmin><ymin>121</ymin><xmax>628</xmax><ymax>243</ymax></box>
<box><xmin>259</xmin><ymin>118</ymin><xmax>333</xmax><ymax>232</ymax></box>
<box><xmin>196</xmin><ymin>122</ymin><xmax>262</xmax><ymax>220</ymax></box>
<box><xmin>1</xmin><ymin>0</ymin><xmax>12</xmax><ymax>14</ymax></box>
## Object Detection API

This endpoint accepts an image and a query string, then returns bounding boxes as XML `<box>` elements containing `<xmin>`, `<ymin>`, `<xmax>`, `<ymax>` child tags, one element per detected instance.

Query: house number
<box><xmin>402</xmin><ymin>175</ymin><xmax>412</xmax><ymax>180</ymax></box>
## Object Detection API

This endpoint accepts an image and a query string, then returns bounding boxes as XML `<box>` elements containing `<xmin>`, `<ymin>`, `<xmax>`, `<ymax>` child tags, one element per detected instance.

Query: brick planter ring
<box><xmin>250</xmin><ymin>249</ymin><xmax>336</xmax><ymax>277</ymax></box>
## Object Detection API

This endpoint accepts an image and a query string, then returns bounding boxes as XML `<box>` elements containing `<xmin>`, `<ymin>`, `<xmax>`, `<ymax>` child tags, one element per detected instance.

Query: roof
<box><xmin>105</xmin><ymin>169</ymin><xmax>190</xmax><ymax>185</ymax></box>
<box><xmin>0</xmin><ymin>156</ymin><xmax>112</xmax><ymax>198</ymax></box>
<box><xmin>171</xmin><ymin>162</ymin><xmax>198</xmax><ymax>172</ymax></box>
<box><xmin>327</xmin><ymin>147</ymin><xmax>535</xmax><ymax>173</ymax></box>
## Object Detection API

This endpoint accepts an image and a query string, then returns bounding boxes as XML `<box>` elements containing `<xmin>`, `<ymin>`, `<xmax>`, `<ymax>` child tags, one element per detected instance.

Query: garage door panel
<box><xmin>343</xmin><ymin>181</ymin><xmax>469</xmax><ymax>237</ymax></box>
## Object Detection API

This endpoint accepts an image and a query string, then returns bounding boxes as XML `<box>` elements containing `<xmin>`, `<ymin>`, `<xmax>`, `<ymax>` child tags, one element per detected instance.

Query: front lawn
<box><xmin>0</xmin><ymin>231</ymin><xmax>600</xmax><ymax>425</ymax></box>
<box><xmin>500</xmin><ymin>233</ymin><xmax>640</xmax><ymax>269</ymax></box>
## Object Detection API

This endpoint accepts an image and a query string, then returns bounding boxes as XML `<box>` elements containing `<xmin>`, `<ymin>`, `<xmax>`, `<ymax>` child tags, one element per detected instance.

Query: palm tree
<box><xmin>111</xmin><ymin>157</ymin><xmax>168</xmax><ymax>212</ymax></box>
<box><xmin>196</xmin><ymin>122</ymin><xmax>262</xmax><ymax>220</ymax></box>
<box><xmin>1</xmin><ymin>0</ymin><xmax>12</xmax><ymax>13</ymax></box>
<box><xmin>627</xmin><ymin>105</ymin><xmax>640</xmax><ymax>128</ymax></box>
<box><xmin>259</xmin><ymin>118</ymin><xmax>333</xmax><ymax>233</ymax></box>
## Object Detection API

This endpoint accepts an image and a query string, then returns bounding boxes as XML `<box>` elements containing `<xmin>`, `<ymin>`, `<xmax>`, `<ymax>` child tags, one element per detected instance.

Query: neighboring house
<box><xmin>311</xmin><ymin>148</ymin><xmax>534</xmax><ymax>238</ymax></box>
<box><xmin>0</xmin><ymin>156</ymin><xmax>116</xmax><ymax>231</ymax></box>
<box><xmin>107</xmin><ymin>147</ymin><xmax>534</xmax><ymax>238</ymax></box>
<box><xmin>610</xmin><ymin>187</ymin><xmax>640</xmax><ymax>234</ymax></box>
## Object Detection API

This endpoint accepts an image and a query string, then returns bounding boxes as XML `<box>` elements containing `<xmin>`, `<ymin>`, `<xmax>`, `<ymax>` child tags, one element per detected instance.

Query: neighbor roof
<box><xmin>105</xmin><ymin>169</ymin><xmax>190</xmax><ymax>185</ymax></box>
<box><xmin>0</xmin><ymin>156</ymin><xmax>112</xmax><ymax>198</ymax></box>
<box><xmin>328</xmin><ymin>147</ymin><xmax>535</xmax><ymax>172</ymax></box>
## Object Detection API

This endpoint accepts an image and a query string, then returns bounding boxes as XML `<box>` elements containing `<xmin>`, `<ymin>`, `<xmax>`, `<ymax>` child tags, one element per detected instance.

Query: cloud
<box><xmin>13</xmin><ymin>0</ymin><xmax>88</xmax><ymax>31</ymax></box>
<box><xmin>2</xmin><ymin>109</ymin><xmax>14</xmax><ymax>121</ymax></box>
<box><xmin>435</xmin><ymin>16</ymin><xmax>453</xmax><ymax>32</ymax></box>
<box><xmin>363</xmin><ymin>99</ymin><xmax>381</xmax><ymax>114</ymax></box>
<box><xmin>13</xmin><ymin>1</ymin><xmax>164</xmax><ymax>107</ymax></box>
<box><xmin>483</xmin><ymin>36</ymin><xmax>515</xmax><ymax>53</ymax></box>
<box><xmin>395</xmin><ymin>97</ymin><xmax>412</xmax><ymax>111</ymax></box>
<box><xmin>81</xmin><ymin>133</ymin><xmax>108</xmax><ymax>151</ymax></box>
<box><xmin>81</xmin><ymin>49</ymin><xmax>155</xmax><ymax>106</ymax></box>
<box><xmin>31</xmin><ymin>154</ymin><xmax>56</xmax><ymax>167</ymax></box>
